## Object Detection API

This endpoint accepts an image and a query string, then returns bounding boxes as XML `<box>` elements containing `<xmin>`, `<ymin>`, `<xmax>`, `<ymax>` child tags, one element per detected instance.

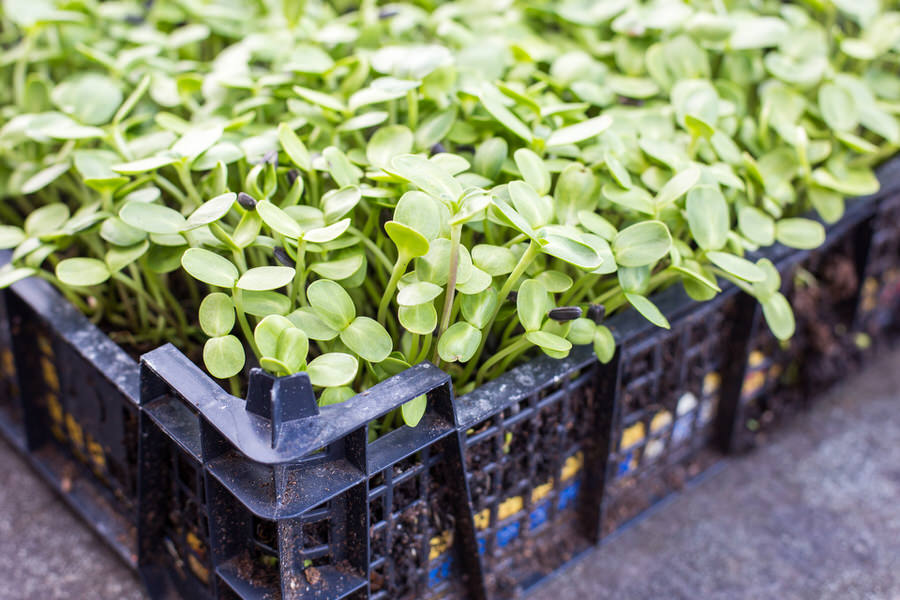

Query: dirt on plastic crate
<box><xmin>734</xmin><ymin>224</ymin><xmax>870</xmax><ymax>451</ymax></box>
<box><xmin>601</xmin><ymin>293</ymin><xmax>740</xmax><ymax>536</ymax></box>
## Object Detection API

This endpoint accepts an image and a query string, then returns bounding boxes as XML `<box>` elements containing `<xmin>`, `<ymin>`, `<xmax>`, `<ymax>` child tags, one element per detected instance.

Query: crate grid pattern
<box><xmin>165</xmin><ymin>441</ymin><xmax>214</xmax><ymax>590</ymax></box>
<box><xmin>368</xmin><ymin>447</ymin><xmax>446</xmax><ymax>600</ymax></box>
<box><xmin>0</xmin><ymin>292</ymin><xmax>20</xmax><ymax>432</ymax></box>
<box><xmin>3</xmin><ymin>159</ymin><xmax>900</xmax><ymax>599</ymax></box>
<box><xmin>463</xmin><ymin>364</ymin><xmax>599</xmax><ymax>595</ymax></box>
<box><xmin>859</xmin><ymin>192</ymin><xmax>900</xmax><ymax>338</ymax></box>
<box><xmin>602</xmin><ymin>299</ymin><xmax>730</xmax><ymax>534</ymax></box>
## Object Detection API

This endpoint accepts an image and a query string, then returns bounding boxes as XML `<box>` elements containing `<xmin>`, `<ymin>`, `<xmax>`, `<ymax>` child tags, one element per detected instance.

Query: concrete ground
<box><xmin>3</xmin><ymin>349</ymin><xmax>900</xmax><ymax>599</ymax></box>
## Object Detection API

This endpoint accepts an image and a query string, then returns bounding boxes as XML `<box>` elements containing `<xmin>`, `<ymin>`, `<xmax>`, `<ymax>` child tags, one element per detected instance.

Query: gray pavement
<box><xmin>3</xmin><ymin>348</ymin><xmax>900</xmax><ymax>599</ymax></box>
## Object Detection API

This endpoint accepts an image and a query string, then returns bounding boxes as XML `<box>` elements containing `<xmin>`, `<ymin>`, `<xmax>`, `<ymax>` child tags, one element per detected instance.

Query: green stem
<box><xmin>406</xmin><ymin>90</ymin><xmax>418</xmax><ymax>129</ymax></box>
<box><xmin>476</xmin><ymin>336</ymin><xmax>529</xmax><ymax>385</ymax></box>
<box><xmin>174</xmin><ymin>161</ymin><xmax>202</xmax><ymax>209</ymax></box>
<box><xmin>291</xmin><ymin>240</ymin><xmax>307</xmax><ymax>307</ymax></box>
<box><xmin>232</xmin><ymin>287</ymin><xmax>261</xmax><ymax>358</ymax></box>
<box><xmin>433</xmin><ymin>224</ymin><xmax>463</xmax><ymax>363</ymax></box>
<box><xmin>461</xmin><ymin>239</ymin><xmax>540</xmax><ymax>381</ymax></box>
<box><xmin>377</xmin><ymin>255</ymin><xmax>409</xmax><ymax>325</ymax></box>
<box><xmin>349</xmin><ymin>227</ymin><xmax>394</xmax><ymax>272</ymax></box>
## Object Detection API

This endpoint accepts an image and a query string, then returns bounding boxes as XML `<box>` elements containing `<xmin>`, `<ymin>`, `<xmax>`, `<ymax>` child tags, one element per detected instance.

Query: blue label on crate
<box><xmin>672</xmin><ymin>417</ymin><xmax>692</xmax><ymax>444</ymax></box>
<box><xmin>477</xmin><ymin>536</ymin><xmax>487</xmax><ymax>555</ymax></box>
<box><xmin>496</xmin><ymin>521</ymin><xmax>520</xmax><ymax>548</ymax></box>
<box><xmin>558</xmin><ymin>480</ymin><xmax>580</xmax><ymax>510</ymax></box>
<box><xmin>428</xmin><ymin>555</ymin><xmax>454</xmax><ymax>587</ymax></box>
<box><xmin>617</xmin><ymin>451</ymin><xmax>635</xmax><ymax>477</ymax></box>
<box><xmin>529</xmin><ymin>502</ymin><xmax>550</xmax><ymax>530</ymax></box>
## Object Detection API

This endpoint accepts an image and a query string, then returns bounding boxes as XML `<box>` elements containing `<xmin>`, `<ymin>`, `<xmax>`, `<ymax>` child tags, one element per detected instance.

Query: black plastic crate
<box><xmin>0</xmin><ymin>158</ymin><xmax>898</xmax><ymax>599</ymax></box>
<box><xmin>857</xmin><ymin>190</ymin><xmax>900</xmax><ymax>343</ymax></box>
<box><xmin>600</xmin><ymin>287</ymin><xmax>748</xmax><ymax>535</ymax></box>
<box><xmin>139</xmin><ymin>347</ymin><xmax>485</xmax><ymax>600</ymax></box>
<box><xmin>3</xmin><ymin>275</ymin><xmax>141</xmax><ymax>567</ymax></box>
<box><xmin>727</xmin><ymin>209</ymin><xmax>875</xmax><ymax>452</ymax></box>
<box><xmin>0</xmin><ymin>289</ymin><xmax>22</xmax><ymax>447</ymax></box>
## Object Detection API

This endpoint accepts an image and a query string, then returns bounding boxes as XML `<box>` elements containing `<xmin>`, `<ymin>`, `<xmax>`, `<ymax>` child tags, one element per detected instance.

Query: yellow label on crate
<box><xmin>187</xmin><ymin>553</ymin><xmax>210</xmax><ymax>584</ymax></box>
<box><xmin>621</xmin><ymin>422</ymin><xmax>645</xmax><ymax>449</ymax></box>
<box><xmin>748</xmin><ymin>350</ymin><xmax>765</xmax><ymax>368</ymax></box>
<box><xmin>702</xmin><ymin>372</ymin><xmax>721</xmax><ymax>396</ymax></box>
<box><xmin>87</xmin><ymin>436</ymin><xmax>106</xmax><ymax>470</ymax></box>
<box><xmin>65</xmin><ymin>414</ymin><xmax>84</xmax><ymax>448</ymax></box>
<box><xmin>561</xmin><ymin>452</ymin><xmax>583</xmax><ymax>481</ymax></box>
<box><xmin>186</xmin><ymin>532</ymin><xmax>205</xmax><ymax>554</ymax></box>
<box><xmin>473</xmin><ymin>508</ymin><xmax>490</xmax><ymax>530</ymax></box>
<box><xmin>532</xmin><ymin>481</ymin><xmax>554</xmax><ymax>504</ymax></box>
<box><xmin>741</xmin><ymin>370</ymin><xmax>765</xmax><ymax>397</ymax></box>
<box><xmin>37</xmin><ymin>335</ymin><xmax>53</xmax><ymax>357</ymax></box>
<box><xmin>649</xmin><ymin>410</ymin><xmax>672</xmax><ymax>433</ymax></box>
<box><xmin>429</xmin><ymin>530</ymin><xmax>453</xmax><ymax>560</ymax></box>
<box><xmin>1</xmin><ymin>349</ymin><xmax>14</xmax><ymax>378</ymax></box>
<box><xmin>41</xmin><ymin>357</ymin><xmax>60</xmax><ymax>392</ymax></box>
<box><xmin>498</xmin><ymin>495</ymin><xmax>523</xmax><ymax>521</ymax></box>
<box><xmin>47</xmin><ymin>392</ymin><xmax>63</xmax><ymax>424</ymax></box>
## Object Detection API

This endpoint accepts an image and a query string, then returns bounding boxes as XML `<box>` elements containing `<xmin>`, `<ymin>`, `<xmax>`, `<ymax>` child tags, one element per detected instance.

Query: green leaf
<box><xmin>655</xmin><ymin>166</ymin><xmax>701</xmax><ymax>208</ymax></box>
<box><xmin>0</xmin><ymin>267</ymin><xmax>36</xmax><ymax>289</ymax></box>
<box><xmin>288</xmin><ymin>307</ymin><xmax>340</xmax><ymax>341</ymax></box>
<box><xmin>775</xmin><ymin>219</ymin><xmax>825</xmax><ymax>250</ymax></box>
<box><xmin>399</xmin><ymin>303</ymin><xmax>438</xmax><ymax>335</ymax></box>
<box><xmin>305</xmin><ymin>219</ymin><xmax>350</xmax><ymax>244</ymax></box>
<box><xmin>437</xmin><ymin>322</ymin><xmax>482</xmax><ymax>363</ymax></box>
<box><xmin>242</xmin><ymin>290</ymin><xmax>291</xmax><ymax>317</ymax></box>
<box><xmin>120</xmin><ymin>202</ymin><xmax>186</xmax><ymax>234</ymax></box>
<box><xmin>475</xmin><ymin>138</ymin><xmax>508</xmax><ymax>181</ymax></box>
<box><xmin>340</xmin><ymin>316</ymin><xmax>392</xmax><ymax>362</ymax></box>
<box><xmin>385</xmin><ymin>221</ymin><xmax>430</xmax><ymax>259</ymax></box>
<box><xmin>0</xmin><ymin>226</ymin><xmax>26</xmax><ymax>249</ymax></box>
<box><xmin>276</xmin><ymin>327</ymin><xmax>309</xmax><ymax>373</ymax></box>
<box><xmin>199</xmin><ymin>293</ymin><xmax>235</xmax><ymax>337</ymax></box>
<box><xmin>237</xmin><ymin>266</ymin><xmax>296</xmax><ymax>291</ymax></box>
<box><xmin>181</xmin><ymin>248</ymin><xmax>239</xmax><ymax>287</ymax></box>
<box><xmin>388</xmin><ymin>154</ymin><xmax>462</xmax><ymax>205</ymax></box>
<box><xmin>513</xmin><ymin>148</ymin><xmax>550</xmax><ymax>195</ymax></box>
<box><xmin>185</xmin><ymin>193</ymin><xmax>235</xmax><ymax>230</ymax></box>
<box><xmin>461</xmin><ymin>289</ymin><xmax>498</xmax><ymax>329</ymax></box>
<box><xmin>278</xmin><ymin>123</ymin><xmax>312</xmax><ymax>171</ymax></box>
<box><xmin>729</xmin><ymin>17</ymin><xmax>788</xmax><ymax>50</ymax></box>
<box><xmin>22</xmin><ymin>162</ymin><xmax>71</xmax><ymax>195</ymax></box>
<box><xmin>613</xmin><ymin>221</ymin><xmax>672</xmax><ymax>267</ymax></box>
<box><xmin>401</xmin><ymin>395</ymin><xmax>428</xmax><ymax>428</ymax></box>
<box><xmin>706</xmin><ymin>251</ymin><xmax>765</xmax><ymax>282</ymax></box>
<box><xmin>472</xmin><ymin>244</ymin><xmax>516</xmax><ymax>276</ymax></box>
<box><xmin>593</xmin><ymin>325</ymin><xmax>616</xmax><ymax>363</ymax></box>
<box><xmin>686</xmin><ymin>185</ymin><xmax>729</xmax><ymax>251</ymax></box>
<box><xmin>509</xmin><ymin>181</ymin><xmax>552</xmax><ymax>229</ymax></box>
<box><xmin>257</xmin><ymin>200</ymin><xmax>303</xmax><ymax>239</ymax></box>
<box><xmin>819</xmin><ymin>83</ymin><xmax>859</xmax><ymax>132</ymax></box>
<box><xmin>624</xmin><ymin>293</ymin><xmax>670</xmax><ymax>329</ymax></box>
<box><xmin>172</xmin><ymin>126</ymin><xmax>223</xmax><ymax>159</ymax></box>
<box><xmin>578</xmin><ymin>211</ymin><xmax>617</xmax><ymax>241</ymax></box>
<box><xmin>307</xmin><ymin>279</ymin><xmax>356</xmax><ymax>330</ymax></box>
<box><xmin>539</xmin><ymin>232</ymin><xmax>603</xmax><ymax>270</ymax></box>
<box><xmin>761</xmin><ymin>292</ymin><xmax>795</xmax><ymax>340</ymax></box>
<box><xmin>367</xmin><ymin>125</ymin><xmax>414</xmax><ymax>169</ymax></box>
<box><xmin>533</xmin><ymin>271</ymin><xmax>573</xmax><ymax>293</ymax></box>
<box><xmin>309</xmin><ymin>254</ymin><xmax>365</xmax><ymax>281</ymax></box>
<box><xmin>307</xmin><ymin>353</ymin><xmax>358</xmax><ymax>387</ymax></box>
<box><xmin>517</xmin><ymin>279</ymin><xmax>551</xmax><ymax>332</ymax></box>
<box><xmin>111</xmin><ymin>155</ymin><xmax>179</xmax><ymax>174</ymax></box>
<box><xmin>526</xmin><ymin>330</ymin><xmax>572</xmax><ymax>354</ymax></box>
<box><xmin>398</xmin><ymin>281</ymin><xmax>443</xmax><ymax>306</ymax></box>
<box><xmin>25</xmin><ymin>203</ymin><xmax>69</xmax><ymax>236</ymax></box>
<box><xmin>394</xmin><ymin>192</ymin><xmax>442</xmax><ymax>241</ymax></box>
<box><xmin>255</xmin><ymin>315</ymin><xmax>295</xmax><ymax>357</ymax></box>
<box><xmin>479</xmin><ymin>85</ymin><xmax>533</xmax><ymax>142</ymax></box>
<box><xmin>106</xmin><ymin>240</ymin><xmax>149</xmax><ymax>272</ymax></box>
<box><xmin>52</xmin><ymin>73</ymin><xmax>122</xmax><ymax>125</ymax></box>
<box><xmin>203</xmin><ymin>335</ymin><xmax>245</xmax><ymax>379</ymax></box>
<box><xmin>319</xmin><ymin>386</ymin><xmax>355</xmax><ymax>407</ymax></box>
<box><xmin>808</xmin><ymin>187</ymin><xmax>844</xmax><ymax>224</ymax></box>
<box><xmin>56</xmin><ymin>257</ymin><xmax>110</xmax><ymax>286</ymax></box>
<box><xmin>322</xmin><ymin>187</ymin><xmax>361</xmax><ymax>223</ymax></box>
<box><xmin>546</xmin><ymin>115</ymin><xmax>612</xmax><ymax>147</ymax></box>
<box><xmin>738</xmin><ymin>206</ymin><xmax>775</xmax><ymax>246</ymax></box>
